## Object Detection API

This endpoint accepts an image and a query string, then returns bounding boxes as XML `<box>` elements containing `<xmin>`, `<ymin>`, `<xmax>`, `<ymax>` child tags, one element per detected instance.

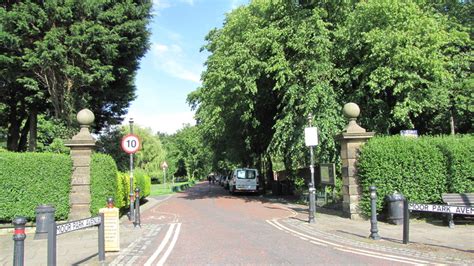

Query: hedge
<box><xmin>90</xmin><ymin>153</ymin><xmax>122</xmax><ymax>214</ymax></box>
<box><xmin>431</xmin><ymin>135</ymin><xmax>474</xmax><ymax>193</ymax></box>
<box><xmin>0</xmin><ymin>152</ymin><xmax>72</xmax><ymax>221</ymax></box>
<box><xmin>357</xmin><ymin>135</ymin><xmax>473</xmax><ymax>217</ymax></box>
<box><xmin>118</xmin><ymin>169</ymin><xmax>151</xmax><ymax>206</ymax></box>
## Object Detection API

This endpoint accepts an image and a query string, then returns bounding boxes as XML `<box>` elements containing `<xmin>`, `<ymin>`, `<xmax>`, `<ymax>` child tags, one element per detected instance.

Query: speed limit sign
<box><xmin>121</xmin><ymin>134</ymin><xmax>140</xmax><ymax>154</ymax></box>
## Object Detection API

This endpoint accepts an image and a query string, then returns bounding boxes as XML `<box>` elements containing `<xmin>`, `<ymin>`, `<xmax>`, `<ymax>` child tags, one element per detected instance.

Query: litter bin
<box><xmin>386</xmin><ymin>193</ymin><xmax>405</xmax><ymax>225</ymax></box>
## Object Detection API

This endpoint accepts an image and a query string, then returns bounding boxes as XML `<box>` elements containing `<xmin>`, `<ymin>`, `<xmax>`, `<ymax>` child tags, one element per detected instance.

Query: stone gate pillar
<box><xmin>64</xmin><ymin>109</ymin><xmax>96</xmax><ymax>220</ymax></box>
<box><xmin>338</xmin><ymin>103</ymin><xmax>374</xmax><ymax>220</ymax></box>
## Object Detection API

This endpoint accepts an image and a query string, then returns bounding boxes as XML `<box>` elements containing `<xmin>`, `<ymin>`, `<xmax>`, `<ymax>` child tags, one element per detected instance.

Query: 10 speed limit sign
<box><xmin>121</xmin><ymin>134</ymin><xmax>140</xmax><ymax>154</ymax></box>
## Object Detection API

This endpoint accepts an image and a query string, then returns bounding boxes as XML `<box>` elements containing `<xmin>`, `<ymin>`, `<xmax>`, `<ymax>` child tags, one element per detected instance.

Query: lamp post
<box><xmin>305</xmin><ymin>114</ymin><xmax>318</xmax><ymax>223</ymax></box>
<box><xmin>128</xmin><ymin>118</ymin><xmax>135</xmax><ymax>221</ymax></box>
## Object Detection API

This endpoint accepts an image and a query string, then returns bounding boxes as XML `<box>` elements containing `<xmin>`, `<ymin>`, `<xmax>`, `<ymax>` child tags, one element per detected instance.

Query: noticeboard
<box><xmin>319</xmin><ymin>163</ymin><xmax>335</xmax><ymax>186</ymax></box>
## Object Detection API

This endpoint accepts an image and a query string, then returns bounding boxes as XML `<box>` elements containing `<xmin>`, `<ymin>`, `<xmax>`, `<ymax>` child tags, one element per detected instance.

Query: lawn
<box><xmin>150</xmin><ymin>181</ymin><xmax>195</xmax><ymax>196</ymax></box>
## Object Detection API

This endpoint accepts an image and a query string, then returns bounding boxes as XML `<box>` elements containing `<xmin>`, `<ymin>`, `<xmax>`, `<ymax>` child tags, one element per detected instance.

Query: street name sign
<box><xmin>56</xmin><ymin>216</ymin><xmax>102</xmax><ymax>235</ymax></box>
<box><xmin>408</xmin><ymin>203</ymin><xmax>473</xmax><ymax>215</ymax></box>
<box><xmin>121</xmin><ymin>134</ymin><xmax>140</xmax><ymax>154</ymax></box>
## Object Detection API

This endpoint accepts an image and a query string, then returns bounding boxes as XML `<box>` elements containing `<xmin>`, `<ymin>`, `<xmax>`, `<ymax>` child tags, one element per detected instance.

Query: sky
<box><xmin>123</xmin><ymin>0</ymin><xmax>249</xmax><ymax>134</ymax></box>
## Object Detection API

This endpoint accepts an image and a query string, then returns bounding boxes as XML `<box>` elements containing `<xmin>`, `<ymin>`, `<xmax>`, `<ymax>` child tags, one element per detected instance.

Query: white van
<box><xmin>229</xmin><ymin>168</ymin><xmax>259</xmax><ymax>194</ymax></box>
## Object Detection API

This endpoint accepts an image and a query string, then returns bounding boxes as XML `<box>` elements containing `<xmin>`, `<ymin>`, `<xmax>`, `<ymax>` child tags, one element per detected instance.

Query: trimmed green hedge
<box><xmin>118</xmin><ymin>169</ymin><xmax>151</xmax><ymax>206</ymax></box>
<box><xmin>357</xmin><ymin>135</ymin><xmax>473</xmax><ymax>217</ymax></box>
<box><xmin>90</xmin><ymin>153</ymin><xmax>122</xmax><ymax>214</ymax></box>
<box><xmin>432</xmin><ymin>136</ymin><xmax>474</xmax><ymax>193</ymax></box>
<box><xmin>0</xmin><ymin>152</ymin><xmax>72</xmax><ymax>221</ymax></box>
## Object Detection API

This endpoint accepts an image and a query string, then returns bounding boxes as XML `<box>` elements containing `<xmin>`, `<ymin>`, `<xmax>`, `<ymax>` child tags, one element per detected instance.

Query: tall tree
<box><xmin>0</xmin><ymin>0</ymin><xmax>152</xmax><ymax>151</ymax></box>
<box><xmin>334</xmin><ymin>0</ymin><xmax>472</xmax><ymax>135</ymax></box>
<box><xmin>189</xmin><ymin>0</ymin><xmax>343</xmax><ymax>177</ymax></box>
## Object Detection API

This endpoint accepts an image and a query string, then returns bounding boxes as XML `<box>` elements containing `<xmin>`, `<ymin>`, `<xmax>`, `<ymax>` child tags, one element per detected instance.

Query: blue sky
<box><xmin>123</xmin><ymin>0</ymin><xmax>249</xmax><ymax>134</ymax></box>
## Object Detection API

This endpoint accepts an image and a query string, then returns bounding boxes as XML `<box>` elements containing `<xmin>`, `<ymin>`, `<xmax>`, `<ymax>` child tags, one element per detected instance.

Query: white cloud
<box><xmin>152</xmin><ymin>0</ymin><xmax>195</xmax><ymax>12</ymax></box>
<box><xmin>152</xmin><ymin>42</ymin><xmax>202</xmax><ymax>84</ymax></box>
<box><xmin>123</xmin><ymin>111</ymin><xmax>196</xmax><ymax>135</ymax></box>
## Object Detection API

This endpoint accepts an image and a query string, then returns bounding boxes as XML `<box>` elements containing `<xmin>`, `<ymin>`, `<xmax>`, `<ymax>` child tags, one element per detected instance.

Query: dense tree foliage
<box><xmin>335</xmin><ymin>0</ymin><xmax>472</xmax><ymax>135</ymax></box>
<box><xmin>1</xmin><ymin>0</ymin><xmax>152</xmax><ymax>151</ymax></box>
<box><xmin>97</xmin><ymin>124</ymin><xmax>166</xmax><ymax>179</ymax></box>
<box><xmin>188</xmin><ymin>0</ymin><xmax>472</xmax><ymax>181</ymax></box>
<box><xmin>189</xmin><ymin>0</ymin><xmax>344</xmax><ymax>180</ymax></box>
<box><xmin>163</xmin><ymin>126</ymin><xmax>212</xmax><ymax>180</ymax></box>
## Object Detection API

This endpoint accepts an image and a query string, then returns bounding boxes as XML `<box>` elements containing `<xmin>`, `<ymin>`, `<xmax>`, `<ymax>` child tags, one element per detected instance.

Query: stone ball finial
<box><xmin>343</xmin><ymin>102</ymin><xmax>360</xmax><ymax>119</ymax></box>
<box><xmin>77</xmin><ymin>109</ymin><xmax>95</xmax><ymax>126</ymax></box>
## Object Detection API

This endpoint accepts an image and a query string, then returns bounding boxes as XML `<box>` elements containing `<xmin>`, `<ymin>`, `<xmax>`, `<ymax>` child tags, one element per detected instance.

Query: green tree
<box><xmin>97</xmin><ymin>124</ymin><xmax>166</xmax><ymax>180</ymax></box>
<box><xmin>334</xmin><ymin>0</ymin><xmax>472</xmax><ymax>135</ymax></box>
<box><xmin>0</xmin><ymin>0</ymin><xmax>152</xmax><ymax>151</ymax></box>
<box><xmin>163</xmin><ymin>125</ymin><xmax>212</xmax><ymax>180</ymax></box>
<box><xmin>189</xmin><ymin>0</ymin><xmax>343</xmax><ymax>180</ymax></box>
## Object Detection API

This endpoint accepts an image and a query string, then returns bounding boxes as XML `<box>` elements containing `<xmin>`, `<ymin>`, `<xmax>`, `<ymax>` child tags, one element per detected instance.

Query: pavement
<box><xmin>0</xmin><ymin>191</ymin><xmax>473</xmax><ymax>265</ymax></box>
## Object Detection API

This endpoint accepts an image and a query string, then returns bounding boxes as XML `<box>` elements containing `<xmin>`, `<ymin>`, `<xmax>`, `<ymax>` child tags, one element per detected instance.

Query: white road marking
<box><xmin>340</xmin><ymin>246</ymin><xmax>431</xmax><ymax>264</ymax></box>
<box><xmin>334</xmin><ymin>247</ymin><xmax>426</xmax><ymax>265</ymax></box>
<box><xmin>157</xmin><ymin>223</ymin><xmax>182</xmax><ymax>266</ymax></box>
<box><xmin>310</xmin><ymin>240</ymin><xmax>327</xmax><ymax>247</ymax></box>
<box><xmin>267</xmin><ymin>219</ymin><xmax>437</xmax><ymax>265</ymax></box>
<box><xmin>272</xmin><ymin>219</ymin><xmax>339</xmax><ymax>247</ymax></box>
<box><xmin>144</xmin><ymin>223</ymin><xmax>176</xmax><ymax>266</ymax></box>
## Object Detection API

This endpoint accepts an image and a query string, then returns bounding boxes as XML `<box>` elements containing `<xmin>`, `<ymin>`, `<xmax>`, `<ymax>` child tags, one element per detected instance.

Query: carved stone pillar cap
<box><xmin>343</xmin><ymin>102</ymin><xmax>360</xmax><ymax>119</ymax></box>
<box><xmin>343</xmin><ymin>102</ymin><xmax>366</xmax><ymax>133</ymax></box>
<box><xmin>77</xmin><ymin>109</ymin><xmax>95</xmax><ymax>126</ymax></box>
<box><xmin>65</xmin><ymin>108</ymin><xmax>96</xmax><ymax>143</ymax></box>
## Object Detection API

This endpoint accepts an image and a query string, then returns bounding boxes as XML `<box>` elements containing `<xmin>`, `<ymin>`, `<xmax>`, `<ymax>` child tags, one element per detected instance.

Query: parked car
<box><xmin>228</xmin><ymin>168</ymin><xmax>259</xmax><ymax>194</ymax></box>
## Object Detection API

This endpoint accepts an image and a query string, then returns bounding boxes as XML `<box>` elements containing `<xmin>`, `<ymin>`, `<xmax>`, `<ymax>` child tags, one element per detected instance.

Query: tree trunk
<box><xmin>264</xmin><ymin>153</ymin><xmax>273</xmax><ymax>191</ymax></box>
<box><xmin>18</xmin><ymin>116</ymin><xmax>30</xmax><ymax>152</ymax></box>
<box><xmin>450</xmin><ymin>111</ymin><xmax>455</xmax><ymax>135</ymax></box>
<box><xmin>28</xmin><ymin>109</ymin><xmax>37</xmax><ymax>151</ymax></box>
<box><xmin>7</xmin><ymin>108</ymin><xmax>20</xmax><ymax>151</ymax></box>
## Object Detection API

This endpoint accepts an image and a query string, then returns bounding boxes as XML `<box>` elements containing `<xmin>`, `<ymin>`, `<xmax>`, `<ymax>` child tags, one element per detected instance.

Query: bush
<box><xmin>0</xmin><ymin>152</ymin><xmax>72</xmax><ymax>221</ymax></box>
<box><xmin>118</xmin><ymin>169</ymin><xmax>151</xmax><ymax>206</ymax></box>
<box><xmin>90</xmin><ymin>153</ymin><xmax>120</xmax><ymax>214</ymax></box>
<box><xmin>431</xmin><ymin>135</ymin><xmax>474</xmax><ymax>193</ymax></box>
<box><xmin>357</xmin><ymin>136</ymin><xmax>447</xmax><ymax>217</ymax></box>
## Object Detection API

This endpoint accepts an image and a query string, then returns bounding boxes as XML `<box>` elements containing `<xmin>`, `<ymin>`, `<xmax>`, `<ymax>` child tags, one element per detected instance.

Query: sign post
<box><xmin>121</xmin><ymin>118</ymin><xmax>140</xmax><ymax>222</ymax></box>
<box><xmin>305</xmin><ymin>114</ymin><xmax>319</xmax><ymax>224</ymax></box>
<box><xmin>161</xmin><ymin>161</ymin><xmax>168</xmax><ymax>189</ymax></box>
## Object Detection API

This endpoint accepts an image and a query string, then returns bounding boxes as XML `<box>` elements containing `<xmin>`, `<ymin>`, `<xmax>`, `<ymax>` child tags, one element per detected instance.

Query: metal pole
<box><xmin>134</xmin><ymin>188</ymin><xmax>141</xmax><ymax>228</ymax></box>
<box><xmin>47</xmin><ymin>208</ymin><xmax>57</xmax><ymax>266</ymax></box>
<box><xmin>164</xmin><ymin>167</ymin><xmax>167</xmax><ymax>190</ymax></box>
<box><xmin>12</xmin><ymin>216</ymin><xmax>27</xmax><ymax>266</ymax></box>
<box><xmin>308</xmin><ymin>144</ymin><xmax>316</xmax><ymax>223</ymax></box>
<box><xmin>129</xmin><ymin>118</ymin><xmax>135</xmax><ymax>221</ymax></box>
<box><xmin>98</xmin><ymin>213</ymin><xmax>105</xmax><ymax>261</ymax></box>
<box><xmin>369</xmin><ymin>186</ymin><xmax>381</xmax><ymax>240</ymax></box>
<box><xmin>35</xmin><ymin>204</ymin><xmax>55</xmax><ymax>240</ymax></box>
<box><xmin>403</xmin><ymin>198</ymin><xmax>410</xmax><ymax>244</ymax></box>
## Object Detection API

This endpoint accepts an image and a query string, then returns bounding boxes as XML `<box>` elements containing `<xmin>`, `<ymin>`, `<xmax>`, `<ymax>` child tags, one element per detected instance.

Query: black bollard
<box><xmin>35</xmin><ymin>205</ymin><xmax>55</xmax><ymax>240</ymax></box>
<box><xmin>403</xmin><ymin>198</ymin><xmax>410</xmax><ymax>244</ymax></box>
<box><xmin>369</xmin><ymin>186</ymin><xmax>381</xmax><ymax>240</ymax></box>
<box><xmin>134</xmin><ymin>187</ymin><xmax>141</xmax><ymax>228</ymax></box>
<box><xmin>47</xmin><ymin>207</ymin><xmax>57</xmax><ymax>266</ymax></box>
<box><xmin>13</xmin><ymin>216</ymin><xmax>27</xmax><ymax>266</ymax></box>
<box><xmin>98</xmin><ymin>213</ymin><xmax>105</xmax><ymax>261</ymax></box>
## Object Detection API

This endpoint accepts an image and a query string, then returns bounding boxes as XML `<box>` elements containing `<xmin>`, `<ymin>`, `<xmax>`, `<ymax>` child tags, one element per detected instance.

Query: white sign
<box><xmin>121</xmin><ymin>134</ymin><xmax>140</xmax><ymax>154</ymax></box>
<box><xmin>161</xmin><ymin>161</ymin><xmax>168</xmax><ymax>169</ymax></box>
<box><xmin>304</xmin><ymin>127</ymin><xmax>318</xmax><ymax>146</ymax></box>
<box><xmin>400</xmin><ymin>130</ymin><xmax>418</xmax><ymax>137</ymax></box>
<box><xmin>408</xmin><ymin>203</ymin><xmax>473</xmax><ymax>215</ymax></box>
<box><xmin>56</xmin><ymin>216</ymin><xmax>101</xmax><ymax>235</ymax></box>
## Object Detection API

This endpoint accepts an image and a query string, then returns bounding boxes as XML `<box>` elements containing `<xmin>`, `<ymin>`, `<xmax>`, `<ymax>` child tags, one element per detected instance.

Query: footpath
<box><xmin>0</xmin><ymin>193</ymin><xmax>473</xmax><ymax>265</ymax></box>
